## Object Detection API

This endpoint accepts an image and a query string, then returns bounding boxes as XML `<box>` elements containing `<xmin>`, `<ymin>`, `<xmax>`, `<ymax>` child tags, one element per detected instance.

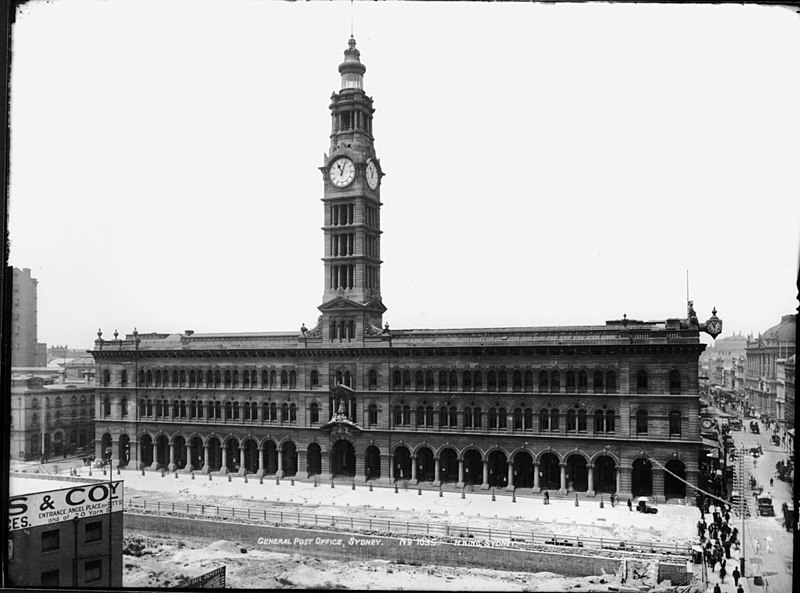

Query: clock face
<box><xmin>707</xmin><ymin>319</ymin><xmax>723</xmax><ymax>336</ymax></box>
<box><xmin>329</xmin><ymin>157</ymin><xmax>355</xmax><ymax>188</ymax></box>
<box><xmin>366</xmin><ymin>160</ymin><xmax>379</xmax><ymax>190</ymax></box>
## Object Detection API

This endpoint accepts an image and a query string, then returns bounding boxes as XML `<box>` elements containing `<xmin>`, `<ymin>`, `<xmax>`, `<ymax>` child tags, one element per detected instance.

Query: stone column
<box><xmin>410</xmin><ymin>455</ymin><xmax>418</xmax><ymax>484</ymax></box>
<box><xmin>109</xmin><ymin>437</ymin><xmax>119</xmax><ymax>470</ymax></box>
<box><xmin>506</xmin><ymin>460</ymin><xmax>515</xmax><ymax>492</ymax></box>
<box><xmin>355</xmin><ymin>448</ymin><xmax>366</xmax><ymax>482</ymax></box>
<box><xmin>256</xmin><ymin>447</ymin><xmax>265</xmax><ymax>477</ymax></box>
<box><xmin>533</xmin><ymin>462</ymin><xmax>541</xmax><ymax>492</ymax></box>
<box><xmin>167</xmin><ymin>440</ymin><xmax>176</xmax><ymax>472</ymax></box>
<box><xmin>388</xmin><ymin>453</ymin><xmax>395</xmax><ymax>482</ymax></box>
<box><xmin>183</xmin><ymin>442</ymin><xmax>192</xmax><ymax>472</ymax></box>
<box><xmin>456</xmin><ymin>458</ymin><xmax>465</xmax><ymax>489</ymax></box>
<box><xmin>559</xmin><ymin>463</ymin><xmax>568</xmax><ymax>495</ymax></box>
<box><xmin>237</xmin><ymin>445</ymin><xmax>246</xmax><ymax>476</ymax></box>
<box><xmin>295</xmin><ymin>449</ymin><xmax>308</xmax><ymax>480</ymax></box>
<box><xmin>586</xmin><ymin>464</ymin><xmax>595</xmax><ymax>497</ymax></box>
<box><xmin>481</xmin><ymin>459</ymin><xmax>489</xmax><ymax>490</ymax></box>
<box><xmin>319</xmin><ymin>448</ymin><xmax>331</xmax><ymax>482</ymax></box>
<box><xmin>276</xmin><ymin>447</ymin><xmax>284</xmax><ymax>479</ymax></box>
<box><xmin>433</xmin><ymin>457</ymin><xmax>441</xmax><ymax>487</ymax></box>
<box><xmin>618</xmin><ymin>466</ymin><xmax>633</xmax><ymax>501</ymax></box>
<box><xmin>201</xmin><ymin>444</ymin><xmax>210</xmax><ymax>474</ymax></box>
<box><xmin>652</xmin><ymin>467</ymin><xmax>665</xmax><ymax>503</ymax></box>
<box><xmin>616</xmin><ymin>467</ymin><xmax>621</xmax><ymax>494</ymax></box>
<box><xmin>219</xmin><ymin>443</ymin><xmax>228</xmax><ymax>475</ymax></box>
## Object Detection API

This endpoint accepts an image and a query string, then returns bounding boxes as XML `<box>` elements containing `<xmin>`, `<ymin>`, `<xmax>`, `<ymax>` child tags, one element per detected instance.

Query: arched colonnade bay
<box><xmin>103</xmin><ymin>430</ymin><xmax>692</xmax><ymax>500</ymax></box>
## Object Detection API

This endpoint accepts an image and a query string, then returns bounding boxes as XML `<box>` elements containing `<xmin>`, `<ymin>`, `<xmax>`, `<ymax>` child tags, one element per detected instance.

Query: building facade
<box><xmin>11</xmin><ymin>267</ymin><xmax>47</xmax><ymax>367</ymax></box>
<box><xmin>90</xmin><ymin>38</ymin><xmax>720</xmax><ymax>503</ymax></box>
<box><xmin>10</xmin><ymin>376</ymin><xmax>96</xmax><ymax>461</ymax></box>
<box><xmin>744</xmin><ymin>314</ymin><xmax>796</xmax><ymax>418</ymax></box>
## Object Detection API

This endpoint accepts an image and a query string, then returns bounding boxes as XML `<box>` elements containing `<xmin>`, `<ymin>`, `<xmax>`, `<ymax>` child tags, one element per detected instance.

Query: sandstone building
<box><xmin>91</xmin><ymin>38</ymin><xmax>722</xmax><ymax>502</ymax></box>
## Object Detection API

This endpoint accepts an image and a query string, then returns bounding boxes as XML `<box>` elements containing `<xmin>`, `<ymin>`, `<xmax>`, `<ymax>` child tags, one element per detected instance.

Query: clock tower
<box><xmin>318</xmin><ymin>37</ymin><xmax>386</xmax><ymax>342</ymax></box>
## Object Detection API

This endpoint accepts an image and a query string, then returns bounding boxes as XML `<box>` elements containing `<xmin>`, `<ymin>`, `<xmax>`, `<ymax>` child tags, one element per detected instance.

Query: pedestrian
<box><xmin>627</xmin><ymin>498</ymin><xmax>632</xmax><ymax>512</ymax></box>
<box><xmin>770</xmin><ymin>477</ymin><xmax>774</xmax><ymax>487</ymax></box>
<box><xmin>736</xmin><ymin>586</ymin><xmax>743</xmax><ymax>593</ymax></box>
<box><xmin>543</xmin><ymin>490</ymin><xmax>549</xmax><ymax>504</ymax></box>
<box><xmin>713</xmin><ymin>582</ymin><xmax>721</xmax><ymax>593</ymax></box>
<box><xmin>732</xmin><ymin>566</ymin><xmax>741</xmax><ymax>586</ymax></box>
<box><xmin>719</xmin><ymin>564</ymin><xmax>726</xmax><ymax>583</ymax></box>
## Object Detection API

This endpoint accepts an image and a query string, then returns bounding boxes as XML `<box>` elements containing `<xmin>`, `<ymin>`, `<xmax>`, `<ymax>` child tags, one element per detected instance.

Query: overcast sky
<box><xmin>8</xmin><ymin>0</ymin><xmax>799</xmax><ymax>350</ymax></box>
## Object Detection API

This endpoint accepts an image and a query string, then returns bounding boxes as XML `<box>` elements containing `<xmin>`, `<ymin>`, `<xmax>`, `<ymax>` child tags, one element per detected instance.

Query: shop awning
<box><xmin>702</xmin><ymin>437</ymin><xmax>722</xmax><ymax>450</ymax></box>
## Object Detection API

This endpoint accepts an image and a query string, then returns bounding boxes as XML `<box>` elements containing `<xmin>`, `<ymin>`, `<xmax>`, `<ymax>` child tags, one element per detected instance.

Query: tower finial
<box><xmin>350</xmin><ymin>0</ymin><xmax>354</xmax><ymax>39</ymax></box>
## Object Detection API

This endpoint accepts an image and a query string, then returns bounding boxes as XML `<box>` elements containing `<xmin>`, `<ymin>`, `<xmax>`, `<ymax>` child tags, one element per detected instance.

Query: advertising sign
<box><xmin>8</xmin><ymin>481</ymin><xmax>124</xmax><ymax>531</ymax></box>
<box><xmin>181</xmin><ymin>566</ymin><xmax>226</xmax><ymax>589</ymax></box>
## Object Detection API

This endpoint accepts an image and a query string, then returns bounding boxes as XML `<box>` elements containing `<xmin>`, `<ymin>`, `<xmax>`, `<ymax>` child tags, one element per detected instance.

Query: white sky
<box><xmin>8</xmin><ymin>0</ymin><xmax>800</xmax><ymax>350</ymax></box>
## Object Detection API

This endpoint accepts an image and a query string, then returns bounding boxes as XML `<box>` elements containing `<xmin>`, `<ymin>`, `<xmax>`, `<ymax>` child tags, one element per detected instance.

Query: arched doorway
<box><xmin>393</xmin><ymin>445</ymin><xmax>412</xmax><ymax>481</ymax></box>
<box><xmin>632</xmin><ymin>458</ymin><xmax>653</xmax><ymax>497</ymax></box>
<box><xmin>155</xmin><ymin>435</ymin><xmax>169</xmax><ymax>468</ymax></box>
<box><xmin>189</xmin><ymin>436</ymin><xmax>203</xmax><ymax>471</ymax></box>
<box><xmin>307</xmin><ymin>443</ymin><xmax>322</xmax><ymax>477</ymax></box>
<box><xmin>224</xmin><ymin>439</ymin><xmax>239</xmax><ymax>473</ymax></box>
<box><xmin>664</xmin><ymin>459</ymin><xmax>686</xmax><ymax>499</ymax></box>
<box><xmin>139</xmin><ymin>434</ymin><xmax>153</xmax><ymax>467</ymax></box>
<box><xmin>101</xmin><ymin>433</ymin><xmax>112</xmax><ymax>464</ymax></box>
<box><xmin>594</xmin><ymin>455</ymin><xmax>617</xmax><ymax>493</ymax></box>
<box><xmin>439</xmin><ymin>448</ymin><xmax>458</xmax><ymax>484</ymax></box>
<box><xmin>242</xmin><ymin>439</ymin><xmax>259</xmax><ymax>474</ymax></box>
<box><xmin>365</xmin><ymin>446</ymin><xmax>381</xmax><ymax>480</ymax></box>
<box><xmin>282</xmin><ymin>441</ymin><xmax>297</xmax><ymax>477</ymax></box>
<box><xmin>416</xmin><ymin>447</ymin><xmax>435</xmax><ymax>482</ymax></box>
<box><xmin>463</xmin><ymin>449</ymin><xmax>482</xmax><ymax>485</ymax></box>
<box><xmin>53</xmin><ymin>432</ymin><xmax>64</xmax><ymax>457</ymax></box>
<box><xmin>487</xmin><ymin>450</ymin><xmax>508</xmax><ymax>487</ymax></box>
<box><xmin>331</xmin><ymin>440</ymin><xmax>355</xmax><ymax>477</ymax></box>
<box><xmin>43</xmin><ymin>433</ymin><xmax>51</xmax><ymax>458</ymax></box>
<box><xmin>539</xmin><ymin>452</ymin><xmax>560</xmax><ymax>490</ymax></box>
<box><xmin>118</xmin><ymin>434</ymin><xmax>131</xmax><ymax>467</ymax></box>
<box><xmin>172</xmin><ymin>435</ymin><xmax>186</xmax><ymax>470</ymax></box>
<box><xmin>206</xmin><ymin>437</ymin><xmax>222</xmax><ymax>472</ymax></box>
<box><xmin>264</xmin><ymin>441</ymin><xmax>278</xmax><ymax>475</ymax></box>
<box><xmin>566</xmin><ymin>454</ymin><xmax>588</xmax><ymax>492</ymax></box>
<box><xmin>513</xmin><ymin>451</ymin><xmax>534</xmax><ymax>489</ymax></box>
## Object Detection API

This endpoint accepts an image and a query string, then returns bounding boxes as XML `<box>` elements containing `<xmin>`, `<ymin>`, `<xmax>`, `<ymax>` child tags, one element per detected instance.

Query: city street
<box><xmin>729</xmin><ymin>419</ymin><xmax>793</xmax><ymax>593</ymax></box>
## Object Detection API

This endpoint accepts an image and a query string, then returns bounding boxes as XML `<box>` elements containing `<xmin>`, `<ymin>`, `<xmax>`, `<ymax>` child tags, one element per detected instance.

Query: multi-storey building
<box><xmin>777</xmin><ymin>353</ymin><xmax>795</xmax><ymax>429</ymax></box>
<box><xmin>10</xmin><ymin>376</ymin><xmax>96</xmax><ymax>461</ymax></box>
<box><xmin>90</xmin><ymin>37</ymin><xmax>722</xmax><ymax>502</ymax></box>
<box><xmin>11</xmin><ymin>267</ymin><xmax>47</xmax><ymax>367</ymax></box>
<box><xmin>744</xmin><ymin>314</ymin><xmax>796</xmax><ymax>418</ymax></box>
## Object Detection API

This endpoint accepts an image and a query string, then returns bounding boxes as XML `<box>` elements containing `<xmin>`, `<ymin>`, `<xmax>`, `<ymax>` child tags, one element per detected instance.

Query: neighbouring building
<box><xmin>7</xmin><ymin>477</ymin><xmax>123</xmax><ymax>588</ymax></box>
<box><xmin>744</xmin><ymin>314</ymin><xmax>796</xmax><ymax>419</ymax></box>
<box><xmin>777</xmin><ymin>353</ymin><xmax>795</xmax><ymax>431</ymax></box>
<box><xmin>90</xmin><ymin>37</ymin><xmax>723</xmax><ymax>503</ymax></box>
<box><xmin>11</xmin><ymin>267</ymin><xmax>47</xmax><ymax>367</ymax></box>
<box><xmin>9</xmin><ymin>376</ymin><xmax>96</xmax><ymax>461</ymax></box>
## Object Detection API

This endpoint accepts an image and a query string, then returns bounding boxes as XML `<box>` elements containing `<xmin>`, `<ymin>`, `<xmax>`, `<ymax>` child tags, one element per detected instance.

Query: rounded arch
<box><xmin>565</xmin><ymin>451</ymin><xmax>589</xmax><ymax>492</ymax></box>
<box><xmin>664</xmin><ymin>458</ymin><xmax>687</xmax><ymax>499</ymax></box>
<box><xmin>330</xmin><ymin>439</ymin><xmax>355</xmax><ymax>477</ymax></box>
<box><xmin>538</xmin><ymin>451</ymin><xmax>561</xmax><ymax>490</ymax></box>
<box><xmin>438</xmin><ymin>447</ymin><xmax>458</xmax><ymax>483</ymax></box>
<box><xmin>512</xmin><ymin>450</ymin><xmax>534</xmax><ymax>488</ymax></box>
<box><xmin>415</xmin><ymin>445</ymin><xmax>436</xmax><ymax>482</ymax></box>
<box><xmin>631</xmin><ymin>457</ymin><xmax>653</xmax><ymax>497</ymax></box>
<box><xmin>220</xmin><ymin>434</ymin><xmax>241</xmax><ymax>448</ymax></box>
<box><xmin>306</xmin><ymin>442</ymin><xmax>322</xmax><ymax>477</ymax></box>
<box><xmin>461</xmin><ymin>448</ymin><xmax>483</xmax><ymax>486</ymax></box>
<box><xmin>392</xmin><ymin>444</ymin><xmax>412</xmax><ymax>481</ymax></box>
<box><xmin>594</xmin><ymin>454</ymin><xmax>617</xmax><ymax>493</ymax></box>
<box><xmin>589</xmin><ymin>449</ymin><xmax>621</xmax><ymax>465</ymax></box>
<box><xmin>481</xmin><ymin>444</ymin><xmax>511</xmax><ymax>462</ymax></box>
<box><xmin>364</xmin><ymin>445</ymin><xmax>381</xmax><ymax>480</ymax></box>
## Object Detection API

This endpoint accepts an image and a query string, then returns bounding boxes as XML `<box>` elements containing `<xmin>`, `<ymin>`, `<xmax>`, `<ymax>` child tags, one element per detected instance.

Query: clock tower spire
<box><xmin>318</xmin><ymin>37</ymin><xmax>385</xmax><ymax>343</ymax></box>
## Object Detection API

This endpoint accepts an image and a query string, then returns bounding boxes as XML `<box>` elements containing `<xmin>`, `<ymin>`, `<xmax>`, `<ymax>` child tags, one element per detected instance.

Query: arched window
<box><xmin>669</xmin><ymin>370</ymin><xmax>681</xmax><ymax>394</ymax></box>
<box><xmin>415</xmin><ymin>371</ymin><xmax>424</xmax><ymax>390</ymax></box>
<box><xmin>605</xmin><ymin>409</ymin><xmax>615</xmax><ymax>432</ymax></box>
<box><xmin>368</xmin><ymin>369</ymin><xmax>377</xmax><ymax>388</ymax></box>
<box><xmin>249</xmin><ymin>402</ymin><xmax>257</xmax><ymax>421</ymax></box>
<box><xmin>472</xmin><ymin>406</ymin><xmax>482</xmax><ymax>428</ymax></box>
<box><xmin>578</xmin><ymin>370</ymin><xmax>588</xmax><ymax>392</ymax></box>
<box><xmin>514</xmin><ymin>408</ymin><xmax>523</xmax><ymax>430</ymax></box>
<box><xmin>567</xmin><ymin>409</ymin><xmax>577</xmax><ymax>431</ymax></box>
<box><xmin>289</xmin><ymin>403</ymin><xmax>297</xmax><ymax>422</ymax></box>
<box><xmin>289</xmin><ymin>370</ymin><xmax>297</xmax><ymax>388</ymax></box>
<box><xmin>462</xmin><ymin>371</ymin><xmax>472</xmax><ymax>391</ymax></box>
<box><xmin>146</xmin><ymin>370</ymin><xmax>153</xmax><ymax>386</ymax></box>
<box><xmin>270</xmin><ymin>370</ymin><xmax>277</xmax><ymax>387</ymax></box>
<box><xmin>550</xmin><ymin>371</ymin><xmax>560</xmax><ymax>393</ymax></box>
<box><xmin>230</xmin><ymin>370</ymin><xmax>238</xmax><ymax>388</ymax></box>
<box><xmin>309</xmin><ymin>402</ymin><xmax>320</xmax><ymax>423</ymax></box>
<box><xmin>438</xmin><ymin>370</ymin><xmax>448</xmax><ymax>391</ymax></box>
<box><xmin>393</xmin><ymin>370</ymin><xmax>401</xmax><ymax>388</ymax></box>
<box><xmin>487</xmin><ymin>371</ymin><xmax>497</xmax><ymax>391</ymax></box>
<box><xmin>449</xmin><ymin>406</ymin><xmax>457</xmax><ymax>427</ymax></box>
<box><xmin>538</xmin><ymin>371</ymin><xmax>548</xmax><ymax>392</ymax></box>
<box><xmin>393</xmin><ymin>405</ymin><xmax>402</xmax><ymax>425</ymax></box>
<box><xmin>593</xmin><ymin>371</ymin><xmax>604</xmax><ymax>393</ymax></box>
<box><xmin>402</xmin><ymin>405</ymin><xmax>411</xmax><ymax>425</ymax></box>
<box><xmin>103</xmin><ymin>370</ymin><xmax>110</xmax><ymax>386</ymax></box>
<box><xmin>498</xmin><ymin>371</ymin><xmax>508</xmax><ymax>391</ymax></box>
<box><xmin>550</xmin><ymin>409</ymin><xmax>559</xmax><ymax>430</ymax></box>
<box><xmin>311</xmin><ymin>370</ymin><xmax>320</xmax><ymax>386</ymax></box>
<box><xmin>473</xmin><ymin>371</ymin><xmax>482</xmax><ymax>390</ymax></box>
<box><xmin>368</xmin><ymin>403</ymin><xmax>378</xmax><ymax>425</ymax></box>
<box><xmin>262</xmin><ymin>370</ymin><xmax>269</xmax><ymax>387</ymax></box>
<box><xmin>103</xmin><ymin>397</ymin><xmax>111</xmax><ymax>417</ymax></box>
<box><xmin>449</xmin><ymin>370</ymin><xmax>458</xmax><ymax>390</ymax></box>
<box><xmin>416</xmin><ymin>406</ymin><xmax>425</xmax><ymax>426</ymax></box>
<box><xmin>172</xmin><ymin>370</ymin><xmax>179</xmax><ymax>386</ymax></box>
<box><xmin>636</xmin><ymin>409</ymin><xmax>648</xmax><ymax>434</ymax></box>
<box><xmin>578</xmin><ymin>409</ymin><xmax>587</xmax><ymax>431</ymax></box>
<box><xmin>281</xmin><ymin>371</ymin><xmax>288</xmax><ymax>387</ymax></box>
<box><xmin>464</xmin><ymin>406</ymin><xmax>473</xmax><ymax>428</ymax></box>
<box><xmin>498</xmin><ymin>407</ymin><xmax>507</xmax><ymax>429</ymax></box>
<box><xmin>606</xmin><ymin>371</ymin><xmax>617</xmax><ymax>393</ymax></box>
<box><xmin>32</xmin><ymin>398</ymin><xmax>38</xmax><ymax>409</ymax></box>
<box><xmin>513</xmin><ymin>370</ymin><xmax>522</xmax><ymax>391</ymax></box>
<box><xmin>55</xmin><ymin>397</ymin><xmax>62</xmax><ymax>409</ymax></box>
<box><xmin>636</xmin><ymin>370</ymin><xmax>648</xmax><ymax>394</ymax></box>
<box><xmin>214</xmin><ymin>370</ymin><xmax>221</xmax><ymax>388</ymax></box>
<box><xmin>669</xmin><ymin>411</ymin><xmax>682</xmax><ymax>435</ymax></box>
<box><xmin>179</xmin><ymin>400</ymin><xmax>187</xmax><ymax>418</ymax></box>
<box><xmin>269</xmin><ymin>402</ymin><xmax>277</xmax><ymax>421</ymax></box>
<box><xmin>146</xmin><ymin>399</ymin><xmax>153</xmax><ymax>416</ymax></box>
<box><xmin>566</xmin><ymin>371</ymin><xmax>576</xmax><ymax>393</ymax></box>
<box><xmin>281</xmin><ymin>402</ymin><xmax>289</xmax><ymax>422</ymax></box>
<box><xmin>488</xmin><ymin>407</ymin><xmax>498</xmax><ymax>429</ymax></box>
<box><xmin>540</xmin><ymin>408</ymin><xmax>550</xmax><ymax>430</ymax></box>
<box><xmin>155</xmin><ymin>370</ymin><xmax>162</xmax><ymax>386</ymax></box>
<box><xmin>402</xmin><ymin>371</ymin><xmax>411</xmax><ymax>389</ymax></box>
<box><xmin>524</xmin><ymin>370</ymin><xmax>533</xmax><ymax>391</ymax></box>
<box><xmin>594</xmin><ymin>410</ymin><xmax>605</xmax><ymax>432</ymax></box>
<box><xmin>425</xmin><ymin>370</ymin><xmax>434</xmax><ymax>390</ymax></box>
<box><xmin>126</xmin><ymin>370</ymin><xmax>132</xmax><ymax>386</ymax></box>
<box><xmin>120</xmin><ymin>399</ymin><xmax>128</xmax><ymax>417</ymax></box>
